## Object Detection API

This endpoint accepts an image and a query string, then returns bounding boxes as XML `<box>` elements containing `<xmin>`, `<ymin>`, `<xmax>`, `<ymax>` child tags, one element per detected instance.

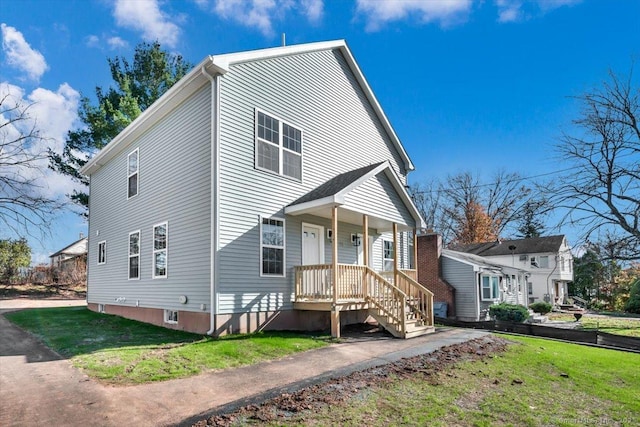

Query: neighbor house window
<box><xmin>128</xmin><ymin>149</ymin><xmax>139</xmax><ymax>198</ymax></box>
<box><xmin>97</xmin><ymin>241</ymin><xmax>106</xmax><ymax>265</ymax></box>
<box><xmin>255</xmin><ymin>110</ymin><xmax>302</xmax><ymax>180</ymax></box>
<box><xmin>481</xmin><ymin>275</ymin><xmax>500</xmax><ymax>301</ymax></box>
<box><xmin>539</xmin><ymin>256</ymin><xmax>549</xmax><ymax>268</ymax></box>
<box><xmin>260</xmin><ymin>217</ymin><xmax>285</xmax><ymax>276</ymax></box>
<box><xmin>383</xmin><ymin>240</ymin><xmax>394</xmax><ymax>271</ymax></box>
<box><xmin>128</xmin><ymin>231</ymin><xmax>140</xmax><ymax>279</ymax></box>
<box><xmin>164</xmin><ymin>309</ymin><xmax>178</xmax><ymax>324</ymax></box>
<box><xmin>153</xmin><ymin>222</ymin><xmax>168</xmax><ymax>278</ymax></box>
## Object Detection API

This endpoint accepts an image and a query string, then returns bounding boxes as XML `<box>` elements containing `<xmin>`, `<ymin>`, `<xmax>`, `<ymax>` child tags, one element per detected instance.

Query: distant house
<box><xmin>79</xmin><ymin>40</ymin><xmax>433</xmax><ymax>339</ymax></box>
<box><xmin>455</xmin><ymin>235</ymin><xmax>574</xmax><ymax>305</ymax></box>
<box><xmin>418</xmin><ymin>233</ymin><xmax>528</xmax><ymax>321</ymax></box>
<box><xmin>50</xmin><ymin>235</ymin><xmax>88</xmax><ymax>271</ymax></box>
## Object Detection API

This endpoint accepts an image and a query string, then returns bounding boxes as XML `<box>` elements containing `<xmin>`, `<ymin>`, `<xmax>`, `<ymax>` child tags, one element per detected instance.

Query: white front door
<box><xmin>302</xmin><ymin>224</ymin><xmax>324</xmax><ymax>265</ymax></box>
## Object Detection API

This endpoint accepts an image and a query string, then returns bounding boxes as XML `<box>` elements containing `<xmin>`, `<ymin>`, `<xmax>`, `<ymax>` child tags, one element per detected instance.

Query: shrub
<box><xmin>625</xmin><ymin>279</ymin><xmax>640</xmax><ymax>314</ymax></box>
<box><xmin>529</xmin><ymin>301</ymin><xmax>552</xmax><ymax>314</ymax></box>
<box><xmin>489</xmin><ymin>303</ymin><xmax>530</xmax><ymax>323</ymax></box>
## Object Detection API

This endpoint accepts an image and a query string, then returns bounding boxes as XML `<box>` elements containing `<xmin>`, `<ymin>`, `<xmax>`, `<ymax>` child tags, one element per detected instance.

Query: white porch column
<box><xmin>331</xmin><ymin>205</ymin><xmax>340</xmax><ymax>338</ymax></box>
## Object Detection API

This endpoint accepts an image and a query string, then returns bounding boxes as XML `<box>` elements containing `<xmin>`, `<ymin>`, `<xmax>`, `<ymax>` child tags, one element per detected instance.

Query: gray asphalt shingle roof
<box><xmin>454</xmin><ymin>235</ymin><xmax>566</xmax><ymax>256</ymax></box>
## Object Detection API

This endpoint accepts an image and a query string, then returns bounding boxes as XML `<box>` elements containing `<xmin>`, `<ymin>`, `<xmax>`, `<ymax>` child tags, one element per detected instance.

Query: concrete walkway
<box><xmin>0</xmin><ymin>299</ymin><xmax>489</xmax><ymax>427</ymax></box>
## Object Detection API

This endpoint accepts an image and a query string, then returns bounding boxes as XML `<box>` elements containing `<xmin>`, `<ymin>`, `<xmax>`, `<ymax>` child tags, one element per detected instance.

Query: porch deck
<box><xmin>294</xmin><ymin>264</ymin><xmax>434</xmax><ymax>338</ymax></box>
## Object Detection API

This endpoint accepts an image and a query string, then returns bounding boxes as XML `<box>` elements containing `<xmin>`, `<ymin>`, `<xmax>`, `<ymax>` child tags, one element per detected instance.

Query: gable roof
<box><xmin>454</xmin><ymin>235</ymin><xmax>567</xmax><ymax>257</ymax></box>
<box><xmin>442</xmin><ymin>249</ymin><xmax>528</xmax><ymax>274</ymax></box>
<box><xmin>49</xmin><ymin>237</ymin><xmax>88</xmax><ymax>258</ymax></box>
<box><xmin>288</xmin><ymin>162</ymin><xmax>384</xmax><ymax>206</ymax></box>
<box><xmin>80</xmin><ymin>40</ymin><xmax>414</xmax><ymax>176</ymax></box>
<box><xmin>285</xmin><ymin>161</ymin><xmax>426</xmax><ymax>230</ymax></box>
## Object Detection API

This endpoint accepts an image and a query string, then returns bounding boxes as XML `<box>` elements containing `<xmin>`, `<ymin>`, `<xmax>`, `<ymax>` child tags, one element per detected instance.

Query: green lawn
<box><xmin>547</xmin><ymin>313</ymin><xmax>640</xmax><ymax>337</ymax></box>
<box><xmin>5</xmin><ymin>307</ymin><xmax>329</xmax><ymax>384</ymax></box>
<box><xmin>272</xmin><ymin>335</ymin><xmax>640</xmax><ymax>426</ymax></box>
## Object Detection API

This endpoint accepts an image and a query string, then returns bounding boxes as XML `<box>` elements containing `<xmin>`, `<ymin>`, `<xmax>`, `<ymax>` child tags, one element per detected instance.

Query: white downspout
<box><xmin>202</xmin><ymin>62</ymin><xmax>221</xmax><ymax>336</ymax></box>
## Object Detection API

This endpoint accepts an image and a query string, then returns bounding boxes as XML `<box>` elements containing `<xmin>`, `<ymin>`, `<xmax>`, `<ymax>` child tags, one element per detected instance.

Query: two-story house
<box><xmin>456</xmin><ymin>235</ymin><xmax>574</xmax><ymax>306</ymax></box>
<box><xmin>80</xmin><ymin>40</ymin><xmax>434</xmax><ymax>339</ymax></box>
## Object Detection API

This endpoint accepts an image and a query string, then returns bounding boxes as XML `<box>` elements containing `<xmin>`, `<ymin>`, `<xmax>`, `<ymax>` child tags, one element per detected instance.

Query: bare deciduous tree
<box><xmin>411</xmin><ymin>170</ymin><xmax>538</xmax><ymax>246</ymax></box>
<box><xmin>550</xmin><ymin>68</ymin><xmax>640</xmax><ymax>260</ymax></box>
<box><xmin>0</xmin><ymin>90</ymin><xmax>64</xmax><ymax>237</ymax></box>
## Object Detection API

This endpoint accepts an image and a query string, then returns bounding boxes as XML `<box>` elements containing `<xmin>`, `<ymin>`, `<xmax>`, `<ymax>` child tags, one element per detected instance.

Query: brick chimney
<box><xmin>417</xmin><ymin>233</ymin><xmax>456</xmax><ymax>317</ymax></box>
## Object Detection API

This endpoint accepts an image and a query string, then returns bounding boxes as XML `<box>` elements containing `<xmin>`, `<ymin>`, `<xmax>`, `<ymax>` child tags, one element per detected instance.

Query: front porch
<box><xmin>285</xmin><ymin>162</ymin><xmax>435</xmax><ymax>338</ymax></box>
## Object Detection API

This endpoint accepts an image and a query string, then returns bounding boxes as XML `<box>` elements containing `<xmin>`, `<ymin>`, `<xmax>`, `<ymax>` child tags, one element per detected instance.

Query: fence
<box><xmin>435</xmin><ymin>317</ymin><xmax>640</xmax><ymax>352</ymax></box>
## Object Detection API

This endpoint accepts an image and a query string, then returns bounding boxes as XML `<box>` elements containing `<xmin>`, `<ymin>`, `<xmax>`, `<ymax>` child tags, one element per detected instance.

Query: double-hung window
<box><xmin>153</xmin><ymin>222</ymin><xmax>168</xmax><ymax>278</ymax></box>
<box><xmin>97</xmin><ymin>241</ymin><xmax>106</xmax><ymax>265</ymax></box>
<box><xmin>128</xmin><ymin>149</ymin><xmax>139</xmax><ymax>198</ymax></box>
<box><xmin>260</xmin><ymin>217</ymin><xmax>285</xmax><ymax>276</ymax></box>
<box><xmin>255</xmin><ymin>110</ymin><xmax>302</xmax><ymax>180</ymax></box>
<box><xmin>383</xmin><ymin>240</ymin><xmax>394</xmax><ymax>271</ymax></box>
<box><xmin>481</xmin><ymin>275</ymin><xmax>500</xmax><ymax>301</ymax></box>
<box><xmin>128</xmin><ymin>231</ymin><xmax>140</xmax><ymax>279</ymax></box>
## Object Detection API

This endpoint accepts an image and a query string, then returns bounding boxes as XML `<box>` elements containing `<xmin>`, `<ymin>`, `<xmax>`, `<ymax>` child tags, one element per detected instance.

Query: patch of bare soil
<box><xmin>0</xmin><ymin>282</ymin><xmax>86</xmax><ymax>300</ymax></box>
<box><xmin>193</xmin><ymin>335</ymin><xmax>510</xmax><ymax>426</ymax></box>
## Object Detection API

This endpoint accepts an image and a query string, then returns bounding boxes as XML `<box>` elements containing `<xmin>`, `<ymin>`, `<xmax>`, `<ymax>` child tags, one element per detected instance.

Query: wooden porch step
<box><xmin>405</xmin><ymin>325</ymin><xmax>435</xmax><ymax>339</ymax></box>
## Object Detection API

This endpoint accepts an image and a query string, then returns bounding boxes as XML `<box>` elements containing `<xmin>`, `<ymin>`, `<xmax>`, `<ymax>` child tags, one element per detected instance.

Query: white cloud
<box><xmin>85</xmin><ymin>34</ymin><xmax>100</xmax><ymax>48</ymax></box>
<box><xmin>107</xmin><ymin>36</ymin><xmax>128</xmax><ymax>49</ymax></box>
<box><xmin>0</xmin><ymin>82</ymin><xmax>81</xmax><ymax>200</ymax></box>
<box><xmin>199</xmin><ymin>0</ymin><xmax>322</xmax><ymax>37</ymax></box>
<box><xmin>112</xmin><ymin>0</ymin><xmax>181</xmax><ymax>48</ymax></box>
<box><xmin>495</xmin><ymin>0</ymin><xmax>581</xmax><ymax>23</ymax></box>
<box><xmin>1</xmin><ymin>24</ymin><xmax>49</xmax><ymax>82</ymax></box>
<box><xmin>301</xmin><ymin>0</ymin><xmax>324</xmax><ymax>24</ymax></box>
<box><xmin>355</xmin><ymin>0</ymin><xmax>473</xmax><ymax>31</ymax></box>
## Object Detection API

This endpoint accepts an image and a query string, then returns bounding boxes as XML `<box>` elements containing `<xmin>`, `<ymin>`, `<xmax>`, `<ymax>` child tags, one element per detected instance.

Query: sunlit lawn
<box><xmin>547</xmin><ymin>313</ymin><xmax>640</xmax><ymax>337</ymax></box>
<box><xmin>5</xmin><ymin>307</ymin><xmax>329</xmax><ymax>384</ymax></box>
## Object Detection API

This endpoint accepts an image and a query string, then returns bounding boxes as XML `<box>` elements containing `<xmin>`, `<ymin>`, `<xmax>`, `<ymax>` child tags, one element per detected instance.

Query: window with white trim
<box><xmin>255</xmin><ymin>110</ymin><xmax>302</xmax><ymax>180</ymax></box>
<box><xmin>128</xmin><ymin>231</ymin><xmax>140</xmax><ymax>279</ymax></box>
<box><xmin>128</xmin><ymin>149</ymin><xmax>139</xmax><ymax>198</ymax></box>
<box><xmin>97</xmin><ymin>240</ymin><xmax>106</xmax><ymax>265</ymax></box>
<box><xmin>383</xmin><ymin>239</ymin><xmax>394</xmax><ymax>271</ymax></box>
<box><xmin>260</xmin><ymin>217</ymin><xmax>285</xmax><ymax>276</ymax></box>
<box><xmin>164</xmin><ymin>309</ymin><xmax>178</xmax><ymax>324</ymax></box>
<box><xmin>539</xmin><ymin>256</ymin><xmax>549</xmax><ymax>268</ymax></box>
<box><xmin>481</xmin><ymin>275</ymin><xmax>500</xmax><ymax>301</ymax></box>
<box><xmin>153</xmin><ymin>222</ymin><xmax>168</xmax><ymax>278</ymax></box>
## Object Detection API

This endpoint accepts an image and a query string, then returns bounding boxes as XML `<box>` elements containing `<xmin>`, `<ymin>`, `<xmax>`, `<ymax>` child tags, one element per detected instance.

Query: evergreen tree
<box><xmin>516</xmin><ymin>200</ymin><xmax>546</xmax><ymax>238</ymax></box>
<box><xmin>50</xmin><ymin>41</ymin><xmax>191</xmax><ymax>213</ymax></box>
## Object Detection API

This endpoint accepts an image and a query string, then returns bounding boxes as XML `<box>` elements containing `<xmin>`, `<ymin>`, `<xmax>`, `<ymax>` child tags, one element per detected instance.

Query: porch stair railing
<box><xmin>295</xmin><ymin>264</ymin><xmax>434</xmax><ymax>338</ymax></box>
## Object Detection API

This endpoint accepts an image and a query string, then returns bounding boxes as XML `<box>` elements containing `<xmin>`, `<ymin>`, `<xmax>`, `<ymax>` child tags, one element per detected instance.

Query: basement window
<box><xmin>164</xmin><ymin>309</ymin><xmax>178</xmax><ymax>324</ymax></box>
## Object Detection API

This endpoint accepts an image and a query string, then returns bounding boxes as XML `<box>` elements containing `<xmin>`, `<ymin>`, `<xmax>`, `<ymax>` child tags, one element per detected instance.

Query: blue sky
<box><xmin>1</xmin><ymin>0</ymin><xmax>639</xmax><ymax>264</ymax></box>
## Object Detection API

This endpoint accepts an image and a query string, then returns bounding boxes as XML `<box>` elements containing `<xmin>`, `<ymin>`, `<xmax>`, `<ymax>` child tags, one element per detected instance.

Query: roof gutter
<box><xmin>202</xmin><ymin>58</ymin><xmax>226</xmax><ymax>336</ymax></box>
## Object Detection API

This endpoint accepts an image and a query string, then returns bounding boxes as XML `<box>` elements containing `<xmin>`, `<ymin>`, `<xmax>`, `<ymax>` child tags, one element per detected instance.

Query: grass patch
<box><xmin>273</xmin><ymin>335</ymin><xmax>639</xmax><ymax>426</ymax></box>
<box><xmin>5</xmin><ymin>307</ymin><xmax>329</xmax><ymax>384</ymax></box>
<box><xmin>548</xmin><ymin>313</ymin><xmax>640</xmax><ymax>337</ymax></box>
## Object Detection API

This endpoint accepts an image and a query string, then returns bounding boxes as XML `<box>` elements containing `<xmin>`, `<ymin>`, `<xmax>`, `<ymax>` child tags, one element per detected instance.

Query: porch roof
<box><xmin>443</xmin><ymin>249</ymin><xmax>528</xmax><ymax>275</ymax></box>
<box><xmin>285</xmin><ymin>161</ymin><xmax>426</xmax><ymax>232</ymax></box>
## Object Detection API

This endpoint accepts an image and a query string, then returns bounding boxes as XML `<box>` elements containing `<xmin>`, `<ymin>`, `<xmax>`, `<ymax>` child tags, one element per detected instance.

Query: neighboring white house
<box><xmin>50</xmin><ymin>235</ymin><xmax>88</xmax><ymax>270</ymax></box>
<box><xmin>455</xmin><ymin>235</ymin><xmax>574</xmax><ymax>306</ymax></box>
<box><xmin>79</xmin><ymin>40</ymin><xmax>432</xmax><ymax>339</ymax></box>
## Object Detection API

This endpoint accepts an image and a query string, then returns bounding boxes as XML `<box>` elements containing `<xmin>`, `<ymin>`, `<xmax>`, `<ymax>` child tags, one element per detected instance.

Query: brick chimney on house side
<box><xmin>417</xmin><ymin>233</ymin><xmax>456</xmax><ymax>317</ymax></box>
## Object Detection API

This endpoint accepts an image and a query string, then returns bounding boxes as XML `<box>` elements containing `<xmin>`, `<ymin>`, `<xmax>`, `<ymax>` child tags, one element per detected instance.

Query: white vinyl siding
<box><xmin>260</xmin><ymin>217</ymin><xmax>285</xmax><ymax>277</ymax></box>
<box><xmin>255</xmin><ymin>110</ymin><xmax>302</xmax><ymax>180</ymax></box>
<box><xmin>127</xmin><ymin>149</ymin><xmax>139</xmax><ymax>199</ymax></box>
<box><xmin>153</xmin><ymin>222</ymin><xmax>168</xmax><ymax>279</ymax></box>
<box><xmin>128</xmin><ymin>231</ymin><xmax>140</xmax><ymax>280</ymax></box>
<box><xmin>97</xmin><ymin>241</ymin><xmax>106</xmax><ymax>265</ymax></box>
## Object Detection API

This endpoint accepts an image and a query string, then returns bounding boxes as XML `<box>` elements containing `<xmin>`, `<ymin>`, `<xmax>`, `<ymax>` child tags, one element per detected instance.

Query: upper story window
<box><xmin>128</xmin><ymin>230</ymin><xmax>140</xmax><ymax>280</ymax></box>
<box><xmin>539</xmin><ymin>256</ymin><xmax>549</xmax><ymax>268</ymax></box>
<box><xmin>260</xmin><ymin>217</ymin><xmax>285</xmax><ymax>276</ymax></box>
<box><xmin>128</xmin><ymin>149</ymin><xmax>139</xmax><ymax>198</ymax></box>
<box><xmin>97</xmin><ymin>241</ymin><xmax>106</xmax><ymax>265</ymax></box>
<box><xmin>255</xmin><ymin>110</ymin><xmax>302</xmax><ymax>180</ymax></box>
<box><xmin>153</xmin><ymin>222</ymin><xmax>168</xmax><ymax>278</ymax></box>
